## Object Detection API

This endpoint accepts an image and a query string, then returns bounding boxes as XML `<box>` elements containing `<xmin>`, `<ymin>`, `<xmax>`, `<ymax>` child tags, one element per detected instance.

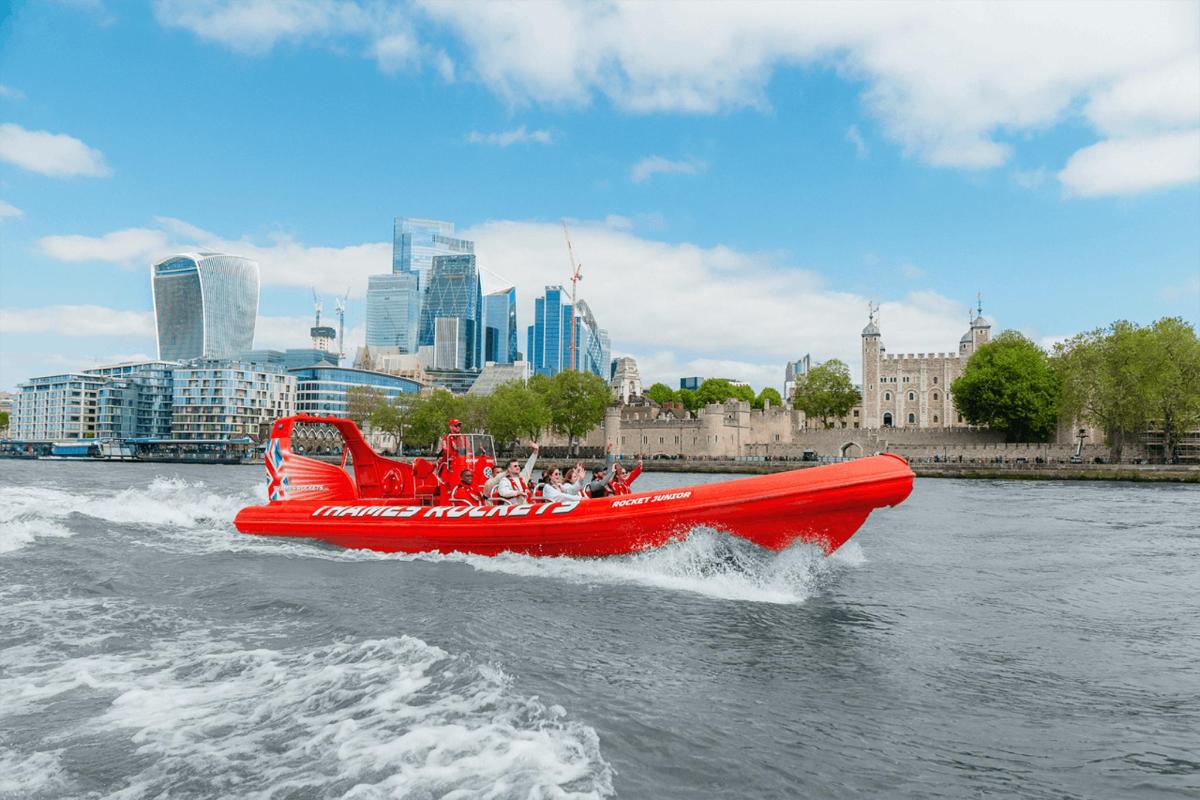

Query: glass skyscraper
<box><xmin>418</xmin><ymin>254</ymin><xmax>482</xmax><ymax>370</ymax></box>
<box><xmin>152</xmin><ymin>253</ymin><xmax>259</xmax><ymax>361</ymax></box>
<box><xmin>482</xmin><ymin>285</ymin><xmax>518</xmax><ymax>364</ymax></box>
<box><xmin>392</xmin><ymin>217</ymin><xmax>474</xmax><ymax>284</ymax></box>
<box><xmin>365</xmin><ymin>272</ymin><xmax>421</xmax><ymax>351</ymax></box>
<box><xmin>526</xmin><ymin>286</ymin><xmax>610</xmax><ymax>379</ymax></box>
<box><xmin>367</xmin><ymin>218</ymin><xmax>475</xmax><ymax>354</ymax></box>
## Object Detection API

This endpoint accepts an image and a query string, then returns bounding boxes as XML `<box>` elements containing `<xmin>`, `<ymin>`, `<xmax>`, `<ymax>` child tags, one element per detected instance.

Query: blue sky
<box><xmin>1</xmin><ymin>0</ymin><xmax>1198</xmax><ymax>392</ymax></box>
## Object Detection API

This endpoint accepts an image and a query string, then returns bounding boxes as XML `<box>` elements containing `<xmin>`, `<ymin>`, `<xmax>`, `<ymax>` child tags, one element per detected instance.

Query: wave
<box><xmin>0</xmin><ymin>478</ymin><xmax>256</xmax><ymax>554</ymax></box>
<box><xmin>419</xmin><ymin>530</ymin><xmax>867</xmax><ymax>605</ymax></box>
<box><xmin>0</xmin><ymin>518</ymin><xmax>73</xmax><ymax>554</ymax></box>
<box><xmin>0</xmin><ymin>594</ymin><xmax>613</xmax><ymax>799</ymax></box>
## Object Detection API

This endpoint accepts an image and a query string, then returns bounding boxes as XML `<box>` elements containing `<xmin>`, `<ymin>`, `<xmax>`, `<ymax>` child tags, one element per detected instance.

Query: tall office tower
<box><xmin>574</xmin><ymin>300</ymin><xmax>610</xmax><ymax>379</ymax></box>
<box><xmin>417</xmin><ymin>254</ymin><xmax>482</xmax><ymax>370</ymax></box>
<box><xmin>525</xmin><ymin>286</ymin><xmax>609</xmax><ymax>379</ymax></box>
<box><xmin>527</xmin><ymin>285</ymin><xmax>569</xmax><ymax>377</ymax></box>
<box><xmin>365</xmin><ymin>272</ymin><xmax>421</xmax><ymax>351</ymax></box>
<box><xmin>392</xmin><ymin>217</ymin><xmax>474</xmax><ymax>282</ymax></box>
<box><xmin>151</xmin><ymin>253</ymin><xmax>259</xmax><ymax>361</ymax></box>
<box><xmin>784</xmin><ymin>354</ymin><xmax>811</xmax><ymax>402</ymax></box>
<box><xmin>482</xmin><ymin>284</ymin><xmax>518</xmax><ymax>364</ymax></box>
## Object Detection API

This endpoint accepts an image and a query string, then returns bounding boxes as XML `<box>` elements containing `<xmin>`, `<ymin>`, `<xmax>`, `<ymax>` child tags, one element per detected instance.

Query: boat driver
<box><xmin>435</xmin><ymin>418</ymin><xmax>468</xmax><ymax>480</ymax></box>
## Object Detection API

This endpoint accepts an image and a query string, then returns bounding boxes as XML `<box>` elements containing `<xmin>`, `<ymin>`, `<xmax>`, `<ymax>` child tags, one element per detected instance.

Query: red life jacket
<box><xmin>610</xmin><ymin>465</ymin><xmax>642</xmax><ymax>495</ymax></box>
<box><xmin>492</xmin><ymin>474</ymin><xmax>530</xmax><ymax>504</ymax></box>
<box><xmin>449</xmin><ymin>483</ymin><xmax>484</xmax><ymax>506</ymax></box>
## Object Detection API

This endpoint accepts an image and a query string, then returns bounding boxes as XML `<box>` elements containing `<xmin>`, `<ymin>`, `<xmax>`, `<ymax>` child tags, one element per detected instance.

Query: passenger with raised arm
<box><xmin>485</xmin><ymin>442</ymin><xmax>539</xmax><ymax>505</ymax></box>
<box><xmin>541</xmin><ymin>464</ymin><xmax>589</xmax><ymax>503</ymax></box>
<box><xmin>610</xmin><ymin>456</ymin><xmax>643</xmax><ymax>495</ymax></box>
<box><xmin>448</xmin><ymin>469</ymin><xmax>484</xmax><ymax>506</ymax></box>
<box><xmin>584</xmin><ymin>463</ymin><xmax>617</xmax><ymax>498</ymax></box>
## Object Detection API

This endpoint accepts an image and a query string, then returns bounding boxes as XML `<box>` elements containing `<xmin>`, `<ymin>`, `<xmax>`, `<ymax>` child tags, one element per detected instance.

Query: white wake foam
<box><xmin>0</xmin><ymin>518</ymin><xmax>73</xmax><ymax>554</ymax></box>
<box><xmin>0</xmin><ymin>594</ymin><xmax>613</xmax><ymax>799</ymax></box>
<box><xmin>368</xmin><ymin>529</ymin><xmax>867</xmax><ymax>605</ymax></box>
<box><xmin>0</xmin><ymin>478</ymin><xmax>258</xmax><ymax>554</ymax></box>
<box><xmin>0</xmin><ymin>748</ymin><xmax>68</xmax><ymax>800</ymax></box>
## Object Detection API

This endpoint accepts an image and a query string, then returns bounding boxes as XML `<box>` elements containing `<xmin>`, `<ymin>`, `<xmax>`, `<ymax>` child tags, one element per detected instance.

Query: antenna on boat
<box><xmin>562</xmin><ymin>221</ymin><xmax>583</xmax><ymax>372</ymax></box>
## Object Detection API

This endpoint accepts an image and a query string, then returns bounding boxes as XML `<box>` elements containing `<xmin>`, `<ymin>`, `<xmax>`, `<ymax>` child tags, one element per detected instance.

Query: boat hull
<box><xmin>235</xmin><ymin>454</ymin><xmax>914</xmax><ymax>557</ymax></box>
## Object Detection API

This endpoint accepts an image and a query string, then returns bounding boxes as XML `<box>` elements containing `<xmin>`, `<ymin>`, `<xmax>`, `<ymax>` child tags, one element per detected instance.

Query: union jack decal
<box><xmin>266</xmin><ymin>439</ymin><xmax>288</xmax><ymax>501</ymax></box>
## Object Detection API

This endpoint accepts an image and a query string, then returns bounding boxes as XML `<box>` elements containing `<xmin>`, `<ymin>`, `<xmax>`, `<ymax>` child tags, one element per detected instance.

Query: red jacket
<box><xmin>448</xmin><ymin>483</ymin><xmax>484</xmax><ymax>506</ymax></box>
<box><xmin>610</xmin><ymin>464</ymin><xmax>642</xmax><ymax>495</ymax></box>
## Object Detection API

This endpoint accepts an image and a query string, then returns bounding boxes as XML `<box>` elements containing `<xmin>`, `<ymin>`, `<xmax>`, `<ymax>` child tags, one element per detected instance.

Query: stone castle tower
<box><xmin>861</xmin><ymin>300</ymin><xmax>991</xmax><ymax>429</ymax></box>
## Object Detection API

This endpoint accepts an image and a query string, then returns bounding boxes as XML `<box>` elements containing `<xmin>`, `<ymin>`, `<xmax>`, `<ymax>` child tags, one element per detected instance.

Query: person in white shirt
<box><xmin>540</xmin><ymin>463</ymin><xmax>593</xmax><ymax>503</ymax></box>
<box><xmin>484</xmin><ymin>443</ymin><xmax>539</xmax><ymax>505</ymax></box>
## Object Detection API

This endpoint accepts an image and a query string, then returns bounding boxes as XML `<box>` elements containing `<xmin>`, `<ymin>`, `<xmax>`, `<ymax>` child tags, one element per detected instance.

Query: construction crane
<box><xmin>311</xmin><ymin>288</ymin><xmax>322</xmax><ymax>328</ymax></box>
<box><xmin>562</xmin><ymin>221</ymin><xmax>583</xmax><ymax>371</ymax></box>
<box><xmin>334</xmin><ymin>289</ymin><xmax>349</xmax><ymax>359</ymax></box>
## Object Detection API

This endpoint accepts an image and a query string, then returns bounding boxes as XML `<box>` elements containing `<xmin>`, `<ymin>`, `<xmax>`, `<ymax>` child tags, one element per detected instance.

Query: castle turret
<box><xmin>861</xmin><ymin>304</ymin><xmax>882</xmax><ymax>429</ymax></box>
<box><xmin>970</xmin><ymin>299</ymin><xmax>991</xmax><ymax>352</ymax></box>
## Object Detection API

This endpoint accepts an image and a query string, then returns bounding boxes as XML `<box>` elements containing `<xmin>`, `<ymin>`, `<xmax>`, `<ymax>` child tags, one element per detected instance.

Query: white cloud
<box><xmin>1012</xmin><ymin>168</ymin><xmax>1049</xmax><ymax>190</ymax></box>
<box><xmin>0</xmin><ymin>123</ymin><xmax>111</xmax><ymax>177</ymax></box>
<box><xmin>630</xmin><ymin>155</ymin><xmax>706</xmax><ymax>183</ymax></box>
<box><xmin>846</xmin><ymin>124</ymin><xmax>868</xmax><ymax>158</ymax></box>
<box><xmin>0</xmin><ymin>305</ymin><xmax>154</xmax><ymax>337</ymax></box>
<box><xmin>0</xmin><ymin>200</ymin><xmax>23</xmax><ymax>219</ymax></box>
<box><xmin>39</xmin><ymin>227</ymin><xmax>170</xmax><ymax>265</ymax></box>
<box><xmin>0</xmin><ymin>85</ymin><xmax>25</xmax><ymax>100</ymax></box>
<box><xmin>38</xmin><ymin>217</ymin><xmax>391</xmax><ymax>297</ymax></box>
<box><xmin>154</xmin><ymin>0</ymin><xmax>423</xmax><ymax>74</ymax></box>
<box><xmin>465</xmin><ymin>126</ymin><xmax>554</xmax><ymax>146</ymax></box>
<box><xmin>1160</xmin><ymin>277</ymin><xmax>1200</xmax><ymax>302</ymax></box>
<box><xmin>1084</xmin><ymin>54</ymin><xmax>1200</xmax><ymax>136</ymax></box>
<box><xmin>154</xmin><ymin>0</ymin><xmax>372</xmax><ymax>53</ymax></box>
<box><xmin>154</xmin><ymin>2</ymin><xmax>1200</xmax><ymax>191</ymax></box>
<box><xmin>898</xmin><ymin>263</ymin><xmax>924</xmax><ymax>279</ymax></box>
<box><xmin>424</xmin><ymin>2</ymin><xmax>1199</xmax><ymax>175</ymax></box>
<box><xmin>462</xmin><ymin>218</ymin><xmax>971</xmax><ymax>389</ymax></box>
<box><xmin>1058</xmin><ymin>129</ymin><xmax>1200</xmax><ymax>197</ymax></box>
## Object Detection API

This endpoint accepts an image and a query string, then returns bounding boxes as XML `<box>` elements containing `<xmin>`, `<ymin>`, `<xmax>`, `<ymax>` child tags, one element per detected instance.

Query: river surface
<box><xmin>1</xmin><ymin>461</ymin><xmax>1197</xmax><ymax>799</ymax></box>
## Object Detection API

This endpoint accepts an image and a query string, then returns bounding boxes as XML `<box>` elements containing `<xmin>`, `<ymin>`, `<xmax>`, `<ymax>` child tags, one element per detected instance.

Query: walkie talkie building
<box><xmin>151</xmin><ymin>253</ymin><xmax>260</xmax><ymax>361</ymax></box>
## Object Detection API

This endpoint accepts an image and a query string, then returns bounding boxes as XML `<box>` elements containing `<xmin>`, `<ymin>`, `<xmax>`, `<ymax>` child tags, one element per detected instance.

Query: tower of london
<box><xmin>860</xmin><ymin>304</ymin><xmax>991</xmax><ymax>429</ymax></box>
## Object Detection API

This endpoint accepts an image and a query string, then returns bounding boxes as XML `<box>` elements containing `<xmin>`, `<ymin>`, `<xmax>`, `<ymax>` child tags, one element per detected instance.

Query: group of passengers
<box><xmin>439</xmin><ymin>419</ymin><xmax>643</xmax><ymax>508</ymax></box>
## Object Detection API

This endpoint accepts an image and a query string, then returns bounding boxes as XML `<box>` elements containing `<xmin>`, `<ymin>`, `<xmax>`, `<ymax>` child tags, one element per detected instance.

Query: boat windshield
<box><xmin>463</xmin><ymin>434</ymin><xmax>496</xmax><ymax>461</ymax></box>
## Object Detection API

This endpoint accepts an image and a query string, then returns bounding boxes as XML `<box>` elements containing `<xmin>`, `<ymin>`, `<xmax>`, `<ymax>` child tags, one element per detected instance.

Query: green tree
<box><xmin>676</xmin><ymin>388</ymin><xmax>702</xmax><ymax>413</ymax></box>
<box><xmin>754</xmin><ymin>387</ymin><xmax>783</xmax><ymax>410</ymax></box>
<box><xmin>486</xmin><ymin>380</ymin><xmax>550</xmax><ymax>445</ymax></box>
<box><xmin>368</xmin><ymin>394</ymin><xmax>416</xmax><ymax>453</ymax></box>
<box><xmin>1143</xmin><ymin>317</ymin><xmax>1200</xmax><ymax>463</ymax></box>
<box><xmin>542</xmin><ymin>370</ymin><xmax>611</xmax><ymax>451</ymax></box>
<box><xmin>1057</xmin><ymin>318</ymin><xmax>1200</xmax><ymax>462</ymax></box>
<box><xmin>1055</xmin><ymin>321</ymin><xmax>1154</xmax><ymax>461</ymax></box>
<box><xmin>406</xmin><ymin>390</ymin><xmax>462</xmax><ymax>450</ymax></box>
<box><xmin>694</xmin><ymin>378</ymin><xmax>736</xmax><ymax>406</ymax></box>
<box><xmin>792</xmin><ymin>359</ymin><xmax>861</xmax><ymax>427</ymax></box>
<box><xmin>951</xmin><ymin>331</ymin><xmax>1061</xmax><ymax>442</ymax></box>
<box><xmin>0</xmin><ymin>411</ymin><xmax>8</xmax><ymax>431</ymax></box>
<box><xmin>345</xmin><ymin>386</ymin><xmax>387</xmax><ymax>428</ymax></box>
<box><xmin>731</xmin><ymin>383</ymin><xmax>756</xmax><ymax>404</ymax></box>
<box><xmin>645</xmin><ymin>382</ymin><xmax>676</xmax><ymax>406</ymax></box>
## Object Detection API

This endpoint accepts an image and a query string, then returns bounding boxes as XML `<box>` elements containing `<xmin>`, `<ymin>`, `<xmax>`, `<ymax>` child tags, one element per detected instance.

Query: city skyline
<box><xmin>1</xmin><ymin>2</ymin><xmax>1198</xmax><ymax>393</ymax></box>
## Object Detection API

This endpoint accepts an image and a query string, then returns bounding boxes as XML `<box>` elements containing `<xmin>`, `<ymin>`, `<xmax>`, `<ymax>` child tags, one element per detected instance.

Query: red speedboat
<box><xmin>234</xmin><ymin>416</ymin><xmax>914</xmax><ymax>557</ymax></box>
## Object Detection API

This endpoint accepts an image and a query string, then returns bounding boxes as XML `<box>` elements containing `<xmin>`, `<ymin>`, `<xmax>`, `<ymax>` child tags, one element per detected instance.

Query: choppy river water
<box><xmin>1</xmin><ymin>461</ymin><xmax>1197</xmax><ymax>799</ymax></box>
